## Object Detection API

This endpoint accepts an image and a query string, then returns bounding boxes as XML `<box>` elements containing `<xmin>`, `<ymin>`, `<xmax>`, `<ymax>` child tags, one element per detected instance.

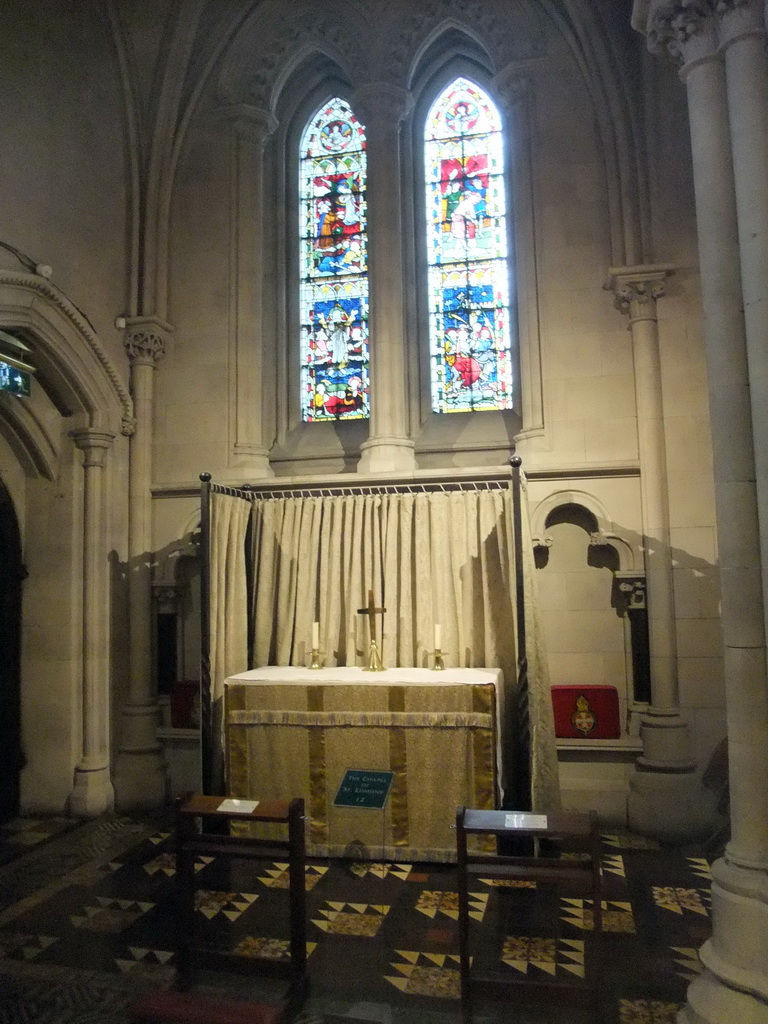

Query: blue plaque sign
<box><xmin>333</xmin><ymin>769</ymin><xmax>394</xmax><ymax>809</ymax></box>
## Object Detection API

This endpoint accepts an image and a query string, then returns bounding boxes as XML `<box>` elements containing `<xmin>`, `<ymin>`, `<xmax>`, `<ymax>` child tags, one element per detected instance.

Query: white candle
<box><xmin>434</xmin><ymin>624</ymin><xmax>441</xmax><ymax>650</ymax></box>
<box><xmin>312</xmin><ymin>621</ymin><xmax>320</xmax><ymax>649</ymax></box>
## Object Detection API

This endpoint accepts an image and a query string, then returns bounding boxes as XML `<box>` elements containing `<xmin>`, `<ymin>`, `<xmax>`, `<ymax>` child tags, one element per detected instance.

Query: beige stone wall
<box><xmin>0</xmin><ymin>5</ymin><xmax>131</xmax><ymax>812</ymax></box>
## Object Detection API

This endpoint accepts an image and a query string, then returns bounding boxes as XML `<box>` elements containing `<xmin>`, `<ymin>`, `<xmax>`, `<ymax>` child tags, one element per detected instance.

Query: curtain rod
<box><xmin>207</xmin><ymin>476</ymin><xmax>513</xmax><ymax>500</ymax></box>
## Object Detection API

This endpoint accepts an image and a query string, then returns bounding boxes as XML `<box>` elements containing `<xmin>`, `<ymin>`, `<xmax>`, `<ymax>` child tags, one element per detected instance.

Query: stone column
<box><xmin>219</xmin><ymin>104</ymin><xmax>277</xmax><ymax>479</ymax></box>
<box><xmin>719</xmin><ymin>0</ymin><xmax>768</xmax><ymax>655</ymax></box>
<box><xmin>633</xmin><ymin>3</ymin><xmax>768</xmax><ymax>1020</ymax></box>
<box><xmin>606</xmin><ymin>266</ymin><xmax>704</xmax><ymax>841</ymax></box>
<box><xmin>113</xmin><ymin>317</ymin><xmax>171</xmax><ymax>809</ymax></box>
<box><xmin>352</xmin><ymin>83</ymin><xmax>416</xmax><ymax>475</ymax></box>
<box><xmin>69</xmin><ymin>428</ymin><xmax>116</xmax><ymax>817</ymax></box>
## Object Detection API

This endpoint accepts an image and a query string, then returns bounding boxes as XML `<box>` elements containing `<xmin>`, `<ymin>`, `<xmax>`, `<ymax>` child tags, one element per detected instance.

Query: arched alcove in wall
<box><xmin>533</xmin><ymin>496</ymin><xmax>645</xmax><ymax>737</ymax></box>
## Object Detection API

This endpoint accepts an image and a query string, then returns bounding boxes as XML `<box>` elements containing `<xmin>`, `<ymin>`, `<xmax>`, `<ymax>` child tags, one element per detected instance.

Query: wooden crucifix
<box><xmin>358</xmin><ymin>588</ymin><xmax>386</xmax><ymax>671</ymax></box>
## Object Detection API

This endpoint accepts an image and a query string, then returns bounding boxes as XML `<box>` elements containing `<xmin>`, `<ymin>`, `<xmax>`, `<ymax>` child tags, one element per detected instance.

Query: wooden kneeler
<box><xmin>131</xmin><ymin>989</ymin><xmax>286</xmax><ymax>1024</ymax></box>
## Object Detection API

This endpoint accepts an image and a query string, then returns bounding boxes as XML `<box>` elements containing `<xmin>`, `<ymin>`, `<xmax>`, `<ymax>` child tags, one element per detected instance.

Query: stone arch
<box><xmin>0</xmin><ymin>390</ymin><xmax>59</xmax><ymax>481</ymax></box>
<box><xmin>405</xmin><ymin>18</ymin><xmax>497</xmax><ymax>91</ymax></box>
<box><xmin>0</xmin><ymin>270</ymin><xmax>133</xmax><ymax>439</ymax></box>
<box><xmin>386</xmin><ymin>1</ymin><xmax>547</xmax><ymax>88</ymax></box>
<box><xmin>0</xmin><ymin>270</ymin><xmax>131</xmax><ymax>816</ymax></box>
<box><xmin>217</xmin><ymin>0</ymin><xmax>368</xmax><ymax>109</ymax></box>
<box><xmin>530</xmin><ymin>489</ymin><xmax>638</xmax><ymax>572</ymax></box>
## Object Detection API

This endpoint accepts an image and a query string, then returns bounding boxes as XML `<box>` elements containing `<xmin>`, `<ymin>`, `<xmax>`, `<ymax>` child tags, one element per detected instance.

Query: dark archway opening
<box><xmin>0</xmin><ymin>480</ymin><xmax>23</xmax><ymax>823</ymax></box>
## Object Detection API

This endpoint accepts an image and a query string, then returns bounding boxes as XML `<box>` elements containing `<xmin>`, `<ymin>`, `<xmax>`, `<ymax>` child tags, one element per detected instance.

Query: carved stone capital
<box><xmin>604</xmin><ymin>265</ymin><xmax>676</xmax><ymax>324</ymax></box>
<box><xmin>218</xmin><ymin>103</ymin><xmax>278</xmax><ymax>147</ymax></box>
<box><xmin>70</xmin><ymin>428</ymin><xmax>115</xmax><ymax>468</ymax></box>
<box><xmin>124</xmin><ymin>316</ymin><xmax>173</xmax><ymax>367</ymax></box>
<box><xmin>491</xmin><ymin>67</ymin><xmax>529</xmax><ymax>116</ymax></box>
<box><xmin>616</xmin><ymin>572</ymin><xmax>648</xmax><ymax>610</ymax></box>
<box><xmin>635</xmin><ymin>0</ymin><xmax>718</xmax><ymax>65</ymax></box>
<box><xmin>352</xmin><ymin>83</ymin><xmax>413</xmax><ymax>130</ymax></box>
<box><xmin>716</xmin><ymin>0</ymin><xmax>766</xmax><ymax>48</ymax></box>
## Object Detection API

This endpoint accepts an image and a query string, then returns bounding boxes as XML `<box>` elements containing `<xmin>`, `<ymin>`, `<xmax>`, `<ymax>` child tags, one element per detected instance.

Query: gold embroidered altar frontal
<box><xmin>224</xmin><ymin>667</ymin><xmax>501</xmax><ymax>861</ymax></box>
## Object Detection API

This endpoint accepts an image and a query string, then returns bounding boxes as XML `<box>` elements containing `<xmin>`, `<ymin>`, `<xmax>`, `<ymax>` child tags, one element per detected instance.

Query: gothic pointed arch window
<box><xmin>299</xmin><ymin>97</ymin><xmax>369</xmax><ymax>422</ymax></box>
<box><xmin>424</xmin><ymin>76</ymin><xmax>514</xmax><ymax>414</ymax></box>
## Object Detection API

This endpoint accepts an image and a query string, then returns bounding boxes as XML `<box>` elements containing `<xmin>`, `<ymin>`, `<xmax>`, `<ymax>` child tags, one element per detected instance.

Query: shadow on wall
<box><xmin>532</xmin><ymin>499</ymin><xmax>728</xmax><ymax>831</ymax></box>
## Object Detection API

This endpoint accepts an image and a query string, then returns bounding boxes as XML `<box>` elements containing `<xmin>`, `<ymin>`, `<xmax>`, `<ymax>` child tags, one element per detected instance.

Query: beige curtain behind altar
<box><xmin>245</xmin><ymin>486</ymin><xmax>560</xmax><ymax>811</ymax></box>
<box><xmin>209</xmin><ymin>492</ymin><xmax>252</xmax><ymax>784</ymax></box>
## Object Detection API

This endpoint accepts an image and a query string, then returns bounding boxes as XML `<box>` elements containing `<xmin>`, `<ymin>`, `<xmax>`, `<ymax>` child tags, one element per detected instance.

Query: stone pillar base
<box><xmin>358</xmin><ymin>436</ymin><xmax>416</xmax><ymax>475</ymax></box>
<box><xmin>114</xmin><ymin>703</ymin><xmax>168</xmax><ymax>810</ymax></box>
<box><xmin>680</xmin><ymin>969</ymin><xmax>768</xmax><ymax>1024</ymax></box>
<box><xmin>637</xmin><ymin>708</ymin><xmax>696</xmax><ymax>770</ymax></box>
<box><xmin>70</xmin><ymin>763</ymin><xmax>115</xmax><ymax>818</ymax></box>
<box><xmin>628</xmin><ymin>766</ymin><xmax>717</xmax><ymax>842</ymax></box>
<box><xmin>685</xmin><ymin>856</ymin><xmax>768</xmax><ymax>1018</ymax></box>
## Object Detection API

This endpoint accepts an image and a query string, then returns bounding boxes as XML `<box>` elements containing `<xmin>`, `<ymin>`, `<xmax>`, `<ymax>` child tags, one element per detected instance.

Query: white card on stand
<box><xmin>217</xmin><ymin>798</ymin><xmax>259</xmax><ymax>814</ymax></box>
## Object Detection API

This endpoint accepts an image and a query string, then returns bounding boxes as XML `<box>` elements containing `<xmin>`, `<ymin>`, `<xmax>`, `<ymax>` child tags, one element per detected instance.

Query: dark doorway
<box><xmin>0</xmin><ymin>479</ymin><xmax>23</xmax><ymax>823</ymax></box>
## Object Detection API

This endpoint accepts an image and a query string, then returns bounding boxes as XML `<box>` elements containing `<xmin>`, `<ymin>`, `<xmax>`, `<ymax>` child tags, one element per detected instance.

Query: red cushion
<box><xmin>131</xmin><ymin>990</ymin><xmax>285</xmax><ymax>1024</ymax></box>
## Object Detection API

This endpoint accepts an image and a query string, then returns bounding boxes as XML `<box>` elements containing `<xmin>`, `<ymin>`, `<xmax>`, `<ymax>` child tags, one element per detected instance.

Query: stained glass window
<box><xmin>424</xmin><ymin>77</ymin><xmax>514</xmax><ymax>414</ymax></box>
<box><xmin>299</xmin><ymin>98</ymin><xmax>369</xmax><ymax>422</ymax></box>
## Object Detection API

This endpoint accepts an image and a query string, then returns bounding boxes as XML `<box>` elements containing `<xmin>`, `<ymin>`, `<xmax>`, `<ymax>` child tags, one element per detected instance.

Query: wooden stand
<box><xmin>174</xmin><ymin>794</ymin><xmax>308</xmax><ymax>1012</ymax></box>
<box><xmin>455</xmin><ymin>807</ymin><xmax>603</xmax><ymax>1024</ymax></box>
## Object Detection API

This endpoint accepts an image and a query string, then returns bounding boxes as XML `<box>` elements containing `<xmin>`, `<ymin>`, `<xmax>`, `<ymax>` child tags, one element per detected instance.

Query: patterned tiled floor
<box><xmin>0</xmin><ymin>817</ymin><xmax>712</xmax><ymax>1023</ymax></box>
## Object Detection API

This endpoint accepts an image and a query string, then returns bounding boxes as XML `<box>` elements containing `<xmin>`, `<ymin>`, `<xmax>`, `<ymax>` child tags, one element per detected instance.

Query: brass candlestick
<box><xmin>309</xmin><ymin>648</ymin><xmax>323</xmax><ymax>670</ymax></box>
<box><xmin>432</xmin><ymin>648</ymin><xmax>445</xmax><ymax>671</ymax></box>
<box><xmin>359</xmin><ymin>588</ymin><xmax>386</xmax><ymax>672</ymax></box>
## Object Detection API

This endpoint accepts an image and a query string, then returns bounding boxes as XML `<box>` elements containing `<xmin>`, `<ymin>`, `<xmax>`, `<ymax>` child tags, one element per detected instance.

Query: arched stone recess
<box><xmin>389</xmin><ymin>0</ymin><xmax>548</xmax><ymax>86</ymax></box>
<box><xmin>0</xmin><ymin>270</ymin><xmax>133</xmax><ymax>818</ymax></box>
<box><xmin>217</xmin><ymin>0</ymin><xmax>369</xmax><ymax>109</ymax></box>
<box><xmin>530</xmin><ymin>489</ymin><xmax>638</xmax><ymax>572</ymax></box>
<box><xmin>535</xmin><ymin>0</ymin><xmax>649</xmax><ymax>264</ymax></box>
<box><xmin>531</xmin><ymin>488</ymin><xmax>649</xmax><ymax>748</ymax></box>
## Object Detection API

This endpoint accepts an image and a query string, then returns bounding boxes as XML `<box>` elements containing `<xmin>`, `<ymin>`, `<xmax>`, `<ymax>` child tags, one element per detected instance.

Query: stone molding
<box><xmin>217</xmin><ymin>0</ymin><xmax>546</xmax><ymax>108</ymax></box>
<box><xmin>651</xmin><ymin>1</ymin><xmax>716</xmax><ymax>60</ymax></box>
<box><xmin>70</xmin><ymin>428</ymin><xmax>115</xmax><ymax>468</ymax></box>
<box><xmin>218</xmin><ymin>5</ymin><xmax>366</xmax><ymax>108</ymax></box>
<box><xmin>124</xmin><ymin>316</ymin><xmax>174</xmax><ymax>367</ymax></box>
<box><xmin>384</xmin><ymin>0</ymin><xmax>547</xmax><ymax>85</ymax></box>
<box><xmin>0</xmin><ymin>269</ymin><xmax>134</xmax><ymax>435</ymax></box>
<box><xmin>636</xmin><ymin>0</ymin><xmax>763</xmax><ymax>62</ymax></box>
<box><xmin>491</xmin><ymin>67</ymin><xmax>529</xmax><ymax>111</ymax></box>
<box><xmin>351</xmin><ymin>82</ymin><xmax>413</xmax><ymax>127</ymax></box>
<box><xmin>218</xmin><ymin>103</ymin><xmax>278</xmax><ymax>146</ymax></box>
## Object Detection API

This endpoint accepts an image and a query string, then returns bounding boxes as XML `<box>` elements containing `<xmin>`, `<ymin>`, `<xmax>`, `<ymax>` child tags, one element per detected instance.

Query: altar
<box><xmin>224</xmin><ymin>666</ymin><xmax>502</xmax><ymax>861</ymax></box>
